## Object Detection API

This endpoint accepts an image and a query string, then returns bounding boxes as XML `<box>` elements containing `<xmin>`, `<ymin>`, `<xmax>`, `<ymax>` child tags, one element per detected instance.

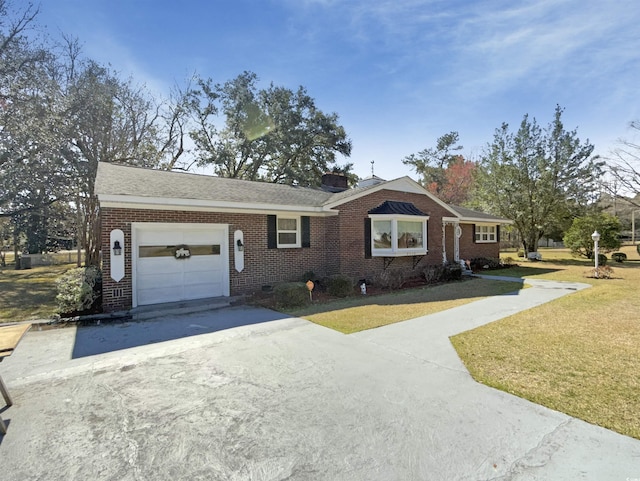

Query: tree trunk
<box><xmin>81</xmin><ymin>194</ymin><xmax>101</xmax><ymax>267</ymax></box>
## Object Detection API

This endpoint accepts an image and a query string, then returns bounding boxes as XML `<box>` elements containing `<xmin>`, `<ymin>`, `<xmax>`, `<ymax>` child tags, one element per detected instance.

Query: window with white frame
<box><xmin>475</xmin><ymin>224</ymin><xmax>497</xmax><ymax>243</ymax></box>
<box><xmin>277</xmin><ymin>216</ymin><xmax>300</xmax><ymax>247</ymax></box>
<box><xmin>370</xmin><ymin>215</ymin><xmax>428</xmax><ymax>256</ymax></box>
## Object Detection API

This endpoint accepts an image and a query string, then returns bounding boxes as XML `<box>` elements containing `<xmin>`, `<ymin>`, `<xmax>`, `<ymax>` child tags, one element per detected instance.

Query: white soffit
<box><xmin>98</xmin><ymin>195</ymin><xmax>339</xmax><ymax>216</ymax></box>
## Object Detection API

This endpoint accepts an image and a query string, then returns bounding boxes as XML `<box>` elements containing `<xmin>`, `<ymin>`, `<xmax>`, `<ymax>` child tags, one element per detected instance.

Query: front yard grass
<box><xmin>451</xmin><ymin>246</ymin><xmax>640</xmax><ymax>440</ymax></box>
<box><xmin>285</xmin><ymin>277</ymin><xmax>522</xmax><ymax>334</ymax></box>
<box><xmin>0</xmin><ymin>263</ymin><xmax>74</xmax><ymax>323</ymax></box>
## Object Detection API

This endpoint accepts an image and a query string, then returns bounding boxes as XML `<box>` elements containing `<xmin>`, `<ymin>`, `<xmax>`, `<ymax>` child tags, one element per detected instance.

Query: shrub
<box><xmin>469</xmin><ymin>257</ymin><xmax>502</xmax><ymax>271</ymax></box>
<box><xmin>597</xmin><ymin>254</ymin><xmax>608</xmax><ymax>266</ymax></box>
<box><xmin>611</xmin><ymin>252</ymin><xmax>627</xmax><ymax>263</ymax></box>
<box><xmin>55</xmin><ymin>266</ymin><xmax>102</xmax><ymax>315</ymax></box>
<box><xmin>373</xmin><ymin>268</ymin><xmax>406</xmax><ymax>290</ymax></box>
<box><xmin>637</xmin><ymin>244</ymin><xmax>640</xmax><ymax>256</ymax></box>
<box><xmin>585</xmin><ymin>265</ymin><xmax>614</xmax><ymax>279</ymax></box>
<box><xmin>326</xmin><ymin>274</ymin><xmax>354</xmax><ymax>298</ymax></box>
<box><xmin>422</xmin><ymin>265</ymin><xmax>445</xmax><ymax>283</ymax></box>
<box><xmin>274</xmin><ymin>282</ymin><xmax>309</xmax><ymax>308</ymax></box>
<box><xmin>517</xmin><ymin>250</ymin><xmax>525</xmax><ymax>258</ymax></box>
<box><xmin>301</xmin><ymin>270</ymin><xmax>316</xmax><ymax>282</ymax></box>
<box><xmin>443</xmin><ymin>263</ymin><xmax>462</xmax><ymax>281</ymax></box>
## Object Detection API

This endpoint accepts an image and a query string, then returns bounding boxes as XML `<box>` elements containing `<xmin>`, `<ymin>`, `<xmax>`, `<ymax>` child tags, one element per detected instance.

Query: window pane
<box><xmin>279</xmin><ymin>232</ymin><xmax>297</xmax><ymax>245</ymax></box>
<box><xmin>397</xmin><ymin>221</ymin><xmax>423</xmax><ymax>249</ymax></box>
<box><xmin>278</xmin><ymin>218</ymin><xmax>297</xmax><ymax>231</ymax></box>
<box><xmin>373</xmin><ymin>220</ymin><xmax>392</xmax><ymax>249</ymax></box>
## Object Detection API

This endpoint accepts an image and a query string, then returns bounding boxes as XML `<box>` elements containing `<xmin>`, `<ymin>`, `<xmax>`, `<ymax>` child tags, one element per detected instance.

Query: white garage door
<box><xmin>134</xmin><ymin>224</ymin><xmax>229</xmax><ymax>306</ymax></box>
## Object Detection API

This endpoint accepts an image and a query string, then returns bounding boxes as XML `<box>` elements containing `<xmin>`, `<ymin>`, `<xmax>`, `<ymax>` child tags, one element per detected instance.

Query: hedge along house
<box><xmin>95</xmin><ymin>162</ymin><xmax>512</xmax><ymax>313</ymax></box>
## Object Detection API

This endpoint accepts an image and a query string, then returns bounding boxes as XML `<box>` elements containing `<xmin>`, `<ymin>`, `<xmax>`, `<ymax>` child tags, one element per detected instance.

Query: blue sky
<box><xmin>36</xmin><ymin>0</ymin><xmax>640</xmax><ymax>181</ymax></box>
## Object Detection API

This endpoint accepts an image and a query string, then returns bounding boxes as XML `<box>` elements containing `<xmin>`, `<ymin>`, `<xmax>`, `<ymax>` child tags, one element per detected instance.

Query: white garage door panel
<box><xmin>134</xmin><ymin>224</ymin><xmax>228</xmax><ymax>306</ymax></box>
<box><xmin>138</xmin><ymin>272</ymin><xmax>183</xmax><ymax>289</ymax></box>
<box><xmin>185</xmin><ymin>256</ymin><xmax>221</xmax><ymax>272</ymax></box>
<box><xmin>184</xmin><ymin>230</ymin><xmax>217</xmax><ymax>244</ymax></box>
<box><xmin>137</xmin><ymin>229</ymin><xmax>184</xmax><ymax>245</ymax></box>
<box><xmin>138</xmin><ymin>286</ymin><xmax>180</xmax><ymax>306</ymax></box>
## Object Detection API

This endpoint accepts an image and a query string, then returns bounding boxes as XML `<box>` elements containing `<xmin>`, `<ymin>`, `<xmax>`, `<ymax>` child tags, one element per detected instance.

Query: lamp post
<box><xmin>592</xmin><ymin>230</ymin><xmax>600</xmax><ymax>277</ymax></box>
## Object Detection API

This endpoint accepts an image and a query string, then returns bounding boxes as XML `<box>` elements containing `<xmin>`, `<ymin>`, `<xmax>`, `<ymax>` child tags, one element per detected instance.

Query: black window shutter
<box><xmin>364</xmin><ymin>218</ymin><xmax>372</xmax><ymax>259</ymax></box>
<box><xmin>267</xmin><ymin>215</ymin><xmax>277</xmax><ymax>249</ymax></box>
<box><xmin>496</xmin><ymin>225</ymin><xmax>500</xmax><ymax>243</ymax></box>
<box><xmin>472</xmin><ymin>224</ymin><xmax>476</xmax><ymax>243</ymax></box>
<box><xmin>301</xmin><ymin>216</ymin><xmax>311</xmax><ymax>248</ymax></box>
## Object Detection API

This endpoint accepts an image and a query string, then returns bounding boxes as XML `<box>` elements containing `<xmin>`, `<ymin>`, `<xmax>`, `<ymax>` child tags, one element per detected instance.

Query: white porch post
<box><xmin>442</xmin><ymin>222</ymin><xmax>447</xmax><ymax>264</ymax></box>
<box><xmin>453</xmin><ymin>222</ymin><xmax>460</xmax><ymax>262</ymax></box>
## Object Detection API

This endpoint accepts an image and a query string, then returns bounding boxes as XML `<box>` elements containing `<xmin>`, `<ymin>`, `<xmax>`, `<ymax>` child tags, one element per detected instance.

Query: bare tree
<box><xmin>606</xmin><ymin>120</ymin><xmax>640</xmax><ymax>207</ymax></box>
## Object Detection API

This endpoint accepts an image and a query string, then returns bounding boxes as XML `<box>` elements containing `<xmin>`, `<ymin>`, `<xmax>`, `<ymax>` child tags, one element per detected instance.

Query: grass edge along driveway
<box><xmin>286</xmin><ymin>277</ymin><xmax>522</xmax><ymax>334</ymax></box>
<box><xmin>451</xmin><ymin>251</ymin><xmax>640</xmax><ymax>441</ymax></box>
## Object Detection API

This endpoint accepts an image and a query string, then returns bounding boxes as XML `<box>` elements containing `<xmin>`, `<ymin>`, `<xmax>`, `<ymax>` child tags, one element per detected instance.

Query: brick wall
<box><xmin>101</xmin><ymin>208</ymin><xmax>331</xmax><ymax>312</ymax></box>
<box><xmin>333</xmin><ymin>189</ymin><xmax>455</xmax><ymax>281</ymax></box>
<box><xmin>101</xmin><ymin>196</ymin><xmax>502</xmax><ymax>312</ymax></box>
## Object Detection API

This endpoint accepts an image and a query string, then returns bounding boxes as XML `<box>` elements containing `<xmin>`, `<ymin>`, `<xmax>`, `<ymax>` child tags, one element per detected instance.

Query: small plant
<box><xmin>373</xmin><ymin>268</ymin><xmax>406</xmax><ymax>290</ymax></box>
<box><xmin>585</xmin><ymin>265</ymin><xmax>614</xmax><ymax>279</ymax></box>
<box><xmin>501</xmin><ymin>257</ymin><xmax>515</xmax><ymax>267</ymax></box>
<box><xmin>517</xmin><ymin>249</ymin><xmax>525</xmax><ymax>258</ymax></box>
<box><xmin>422</xmin><ymin>265</ymin><xmax>445</xmax><ymax>283</ymax></box>
<box><xmin>55</xmin><ymin>266</ymin><xmax>102</xmax><ymax>315</ymax></box>
<box><xmin>637</xmin><ymin>244</ymin><xmax>640</xmax><ymax>256</ymax></box>
<box><xmin>326</xmin><ymin>274</ymin><xmax>353</xmax><ymax>298</ymax></box>
<box><xmin>597</xmin><ymin>254</ymin><xmax>608</xmax><ymax>266</ymax></box>
<box><xmin>611</xmin><ymin>252</ymin><xmax>627</xmax><ymax>263</ymax></box>
<box><xmin>274</xmin><ymin>282</ymin><xmax>310</xmax><ymax>308</ymax></box>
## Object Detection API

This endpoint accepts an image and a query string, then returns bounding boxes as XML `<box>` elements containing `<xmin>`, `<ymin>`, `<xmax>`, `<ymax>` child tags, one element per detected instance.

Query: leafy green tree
<box><xmin>563</xmin><ymin>213</ymin><xmax>621</xmax><ymax>258</ymax></box>
<box><xmin>402</xmin><ymin>131</ymin><xmax>463</xmax><ymax>196</ymax></box>
<box><xmin>475</xmin><ymin>106</ymin><xmax>603</xmax><ymax>253</ymax></box>
<box><xmin>188</xmin><ymin>71</ymin><xmax>353</xmax><ymax>187</ymax></box>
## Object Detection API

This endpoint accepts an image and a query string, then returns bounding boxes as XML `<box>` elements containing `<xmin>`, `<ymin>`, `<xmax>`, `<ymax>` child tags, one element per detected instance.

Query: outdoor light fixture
<box><xmin>236</xmin><ymin>239</ymin><xmax>244</xmax><ymax>251</ymax></box>
<box><xmin>112</xmin><ymin>240</ymin><xmax>122</xmax><ymax>256</ymax></box>
<box><xmin>591</xmin><ymin>230</ymin><xmax>600</xmax><ymax>276</ymax></box>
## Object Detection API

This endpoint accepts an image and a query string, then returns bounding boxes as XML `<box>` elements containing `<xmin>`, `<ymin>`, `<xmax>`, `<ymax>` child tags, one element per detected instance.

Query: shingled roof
<box><xmin>95</xmin><ymin>163</ymin><xmax>511</xmax><ymax>224</ymax></box>
<box><xmin>448</xmin><ymin>205</ymin><xmax>512</xmax><ymax>223</ymax></box>
<box><xmin>95</xmin><ymin>162</ymin><xmax>335</xmax><ymax>207</ymax></box>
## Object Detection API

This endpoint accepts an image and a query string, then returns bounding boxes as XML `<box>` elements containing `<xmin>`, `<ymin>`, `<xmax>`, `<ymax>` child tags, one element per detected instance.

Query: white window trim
<box><xmin>475</xmin><ymin>223</ymin><xmax>497</xmax><ymax>243</ymax></box>
<box><xmin>369</xmin><ymin>214</ymin><xmax>429</xmax><ymax>257</ymax></box>
<box><xmin>277</xmin><ymin>215</ymin><xmax>301</xmax><ymax>248</ymax></box>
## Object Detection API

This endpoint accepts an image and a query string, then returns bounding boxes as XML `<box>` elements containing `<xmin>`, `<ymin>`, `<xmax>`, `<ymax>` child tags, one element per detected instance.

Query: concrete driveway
<box><xmin>1</xmin><ymin>280</ymin><xmax>639</xmax><ymax>480</ymax></box>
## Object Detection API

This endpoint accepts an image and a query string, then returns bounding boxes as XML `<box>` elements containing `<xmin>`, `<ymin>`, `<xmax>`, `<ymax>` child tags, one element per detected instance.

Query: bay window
<box><xmin>370</xmin><ymin>215</ymin><xmax>428</xmax><ymax>256</ymax></box>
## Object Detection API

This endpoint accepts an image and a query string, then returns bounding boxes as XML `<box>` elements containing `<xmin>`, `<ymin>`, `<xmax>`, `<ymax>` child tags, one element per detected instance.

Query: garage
<box><xmin>132</xmin><ymin>223</ymin><xmax>229</xmax><ymax>307</ymax></box>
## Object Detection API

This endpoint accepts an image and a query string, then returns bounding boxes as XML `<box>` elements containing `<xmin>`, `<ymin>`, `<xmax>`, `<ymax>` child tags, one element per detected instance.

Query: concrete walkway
<box><xmin>1</xmin><ymin>278</ymin><xmax>638</xmax><ymax>480</ymax></box>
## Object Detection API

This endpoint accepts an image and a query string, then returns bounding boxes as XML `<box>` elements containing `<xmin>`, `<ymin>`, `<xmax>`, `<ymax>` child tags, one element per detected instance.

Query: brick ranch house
<box><xmin>95</xmin><ymin>162</ymin><xmax>512</xmax><ymax>313</ymax></box>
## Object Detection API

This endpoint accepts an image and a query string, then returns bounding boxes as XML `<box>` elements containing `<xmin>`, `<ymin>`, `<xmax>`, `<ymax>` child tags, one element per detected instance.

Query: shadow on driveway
<box><xmin>71</xmin><ymin>306</ymin><xmax>289</xmax><ymax>358</ymax></box>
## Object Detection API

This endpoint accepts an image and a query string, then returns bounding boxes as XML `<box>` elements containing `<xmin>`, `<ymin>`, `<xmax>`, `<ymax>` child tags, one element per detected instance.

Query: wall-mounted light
<box><xmin>113</xmin><ymin>240</ymin><xmax>122</xmax><ymax>256</ymax></box>
<box><xmin>236</xmin><ymin>239</ymin><xmax>244</xmax><ymax>252</ymax></box>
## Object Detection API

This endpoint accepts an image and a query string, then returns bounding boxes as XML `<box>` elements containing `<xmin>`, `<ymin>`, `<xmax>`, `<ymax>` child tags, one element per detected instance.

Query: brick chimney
<box><xmin>321</xmin><ymin>172</ymin><xmax>349</xmax><ymax>192</ymax></box>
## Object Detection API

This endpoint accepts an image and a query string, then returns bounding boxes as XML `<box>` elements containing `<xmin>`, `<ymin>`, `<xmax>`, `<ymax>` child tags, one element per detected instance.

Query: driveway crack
<box><xmin>487</xmin><ymin>418</ymin><xmax>573</xmax><ymax>480</ymax></box>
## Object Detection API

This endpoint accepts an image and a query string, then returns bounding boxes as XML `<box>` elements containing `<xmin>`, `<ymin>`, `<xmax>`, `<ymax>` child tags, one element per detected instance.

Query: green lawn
<box><xmin>452</xmin><ymin>245</ymin><xmax>640</xmax><ymax>440</ymax></box>
<box><xmin>0</xmin><ymin>263</ymin><xmax>74</xmax><ymax>322</ymax></box>
<box><xmin>286</xmin><ymin>277</ymin><xmax>522</xmax><ymax>333</ymax></box>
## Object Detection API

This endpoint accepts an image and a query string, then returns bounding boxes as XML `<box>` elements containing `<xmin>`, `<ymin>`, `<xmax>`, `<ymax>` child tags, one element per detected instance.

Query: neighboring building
<box><xmin>95</xmin><ymin>163</ymin><xmax>512</xmax><ymax>312</ymax></box>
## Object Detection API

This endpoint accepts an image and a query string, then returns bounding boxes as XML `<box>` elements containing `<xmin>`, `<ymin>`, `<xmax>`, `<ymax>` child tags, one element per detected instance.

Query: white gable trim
<box><xmin>324</xmin><ymin>176</ymin><xmax>460</xmax><ymax>216</ymax></box>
